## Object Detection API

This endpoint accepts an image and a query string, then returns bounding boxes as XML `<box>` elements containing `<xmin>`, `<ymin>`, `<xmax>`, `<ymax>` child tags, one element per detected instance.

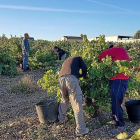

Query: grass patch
<box><xmin>66</xmin><ymin>106</ymin><xmax>75</xmax><ymax>124</ymax></box>
<box><xmin>10</xmin><ymin>74</ymin><xmax>36</xmax><ymax>95</ymax></box>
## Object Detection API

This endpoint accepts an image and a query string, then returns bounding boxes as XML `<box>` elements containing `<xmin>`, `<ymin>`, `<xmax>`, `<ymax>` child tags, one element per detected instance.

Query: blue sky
<box><xmin>0</xmin><ymin>0</ymin><xmax>140</xmax><ymax>41</ymax></box>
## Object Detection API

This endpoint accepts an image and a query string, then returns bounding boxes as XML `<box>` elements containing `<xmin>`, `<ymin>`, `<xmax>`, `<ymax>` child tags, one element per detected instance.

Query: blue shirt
<box><xmin>22</xmin><ymin>37</ymin><xmax>34</xmax><ymax>54</ymax></box>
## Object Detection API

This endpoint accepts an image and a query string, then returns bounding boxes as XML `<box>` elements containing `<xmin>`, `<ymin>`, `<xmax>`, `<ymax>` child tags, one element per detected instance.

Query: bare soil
<box><xmin>0</xmin><ymin>70</ymin><xmax>140</xmax><ymax>140</ymax></box>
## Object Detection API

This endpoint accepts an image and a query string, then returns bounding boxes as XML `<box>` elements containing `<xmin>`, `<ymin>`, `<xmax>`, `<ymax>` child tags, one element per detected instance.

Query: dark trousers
<box><xmin>23</xmin><ymin>54</ymin><xmax>28</xmax><ymax>71</ymax></box>
<box><xmin>109</xmin><ymin>79</ymin><xmax>128</xmax><ymax>127</ymax></box>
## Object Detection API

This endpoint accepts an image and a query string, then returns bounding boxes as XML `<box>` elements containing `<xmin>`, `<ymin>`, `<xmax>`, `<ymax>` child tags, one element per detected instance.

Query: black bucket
<box><xmin>35</xmin><ymin>99</ymin><xmax>59</xmax><ymax>123</ymax></box>
<box><xmin>125</xmin><ymin>100</ymin><xmax>140</xmax><ymax>122</ymax></box>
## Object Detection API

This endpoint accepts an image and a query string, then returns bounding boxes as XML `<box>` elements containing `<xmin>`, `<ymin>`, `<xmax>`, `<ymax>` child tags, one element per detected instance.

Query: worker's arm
<box><xmin>79</xmin><ymin>57</ymin><xmax>87</xmax><ymax>78</ymax></box>
<box><xmin>58</xmin><ymin>51</ymin><xmax>62</xmax><ymax>60</ymax></box>
<box><xmin>29</xmin><ymin>37</ymin><xmax>34</xmax><ymax>41</ymax></box>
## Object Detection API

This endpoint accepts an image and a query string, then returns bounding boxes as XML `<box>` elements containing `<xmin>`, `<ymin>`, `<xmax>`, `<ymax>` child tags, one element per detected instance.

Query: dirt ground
<box><xmin>0</xmin><ymin>70</ymin><xmax>140</xmax><ymax>140</ymax></box>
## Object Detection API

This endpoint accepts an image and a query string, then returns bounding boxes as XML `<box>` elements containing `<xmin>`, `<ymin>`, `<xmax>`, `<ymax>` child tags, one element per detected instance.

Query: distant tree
<box><xmin>134</xmin><ymin>30</ymin><xmax>140</xmax><ymax>39</ymax></box>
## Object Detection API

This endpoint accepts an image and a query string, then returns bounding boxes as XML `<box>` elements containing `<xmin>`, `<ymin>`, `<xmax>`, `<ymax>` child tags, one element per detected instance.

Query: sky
<box><xmin>0</xmin><ymin>0</ymin><xmax>140</xmax><ymax>41</ymax></box>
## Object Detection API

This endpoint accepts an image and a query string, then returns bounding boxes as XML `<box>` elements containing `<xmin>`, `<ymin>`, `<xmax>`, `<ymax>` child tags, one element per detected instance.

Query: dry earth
<box><xmin>0</xmin><ymin>70</ymin><xmax>140</xmax><ymax>140</ymax></box>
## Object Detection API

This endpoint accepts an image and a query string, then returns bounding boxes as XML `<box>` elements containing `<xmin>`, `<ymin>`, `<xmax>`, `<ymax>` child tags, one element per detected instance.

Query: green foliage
<box><xmin>0</xmin><ymin>45</ymin><xmax>17</xmax><ymax>77</ymax></box>
<box><xmin>119</xmin><ymin>41</ymin><xmax>140</xmax><ymax>62</ymax></box>
<box><xmin>0</xmin><ymin>34</ymin><xmax>24</xmax><ymax>77</ymax></box>
<box><xmin>28</xmin><ymin>48</ymin><xmax>57</xmax><ymax>70</ymax></box>
<box><xmin>71</xmin><ymin>35</ymin><xmax>140</xmax><ymax>106</ymax></box>
<box><xmin>0</xmin><ymin>34</ymin><xmax>72</xmax><ymax>76</ymax></box>
<box><xmin>28</xmin><ymin>39</ymin><xmax>72</xmax><ymax>70</ymax></box>
<box><xmin>37</xmin><ymin>34</ymin><xmax>140</xmax><ymax>108</ymax></box>
<box><xmin>0</xmin><ymin>34</ymin><xmax>23</xmax><ymax>59</ymax></box>
<box><xmin>127</xmin><ymin>72</ymin><xmax>140</xmax><ymax>99</ymax></box>
<box><xmin>84</xmin><ymin>106</ymin><xmax>95</xmax><ymax>115</ymax></box>
<box><xmin>134</xmin><ymin>30</ymin><xmax>140</xmax><ymax>39</ymax></box>
<box><xmin>66</xmin><ymin>106</ymin><xmax>75</xmax><ymax>124</ymax></box>
<box><xmin>67</xmin><ymin>106</ymin><xmax>95</xmax><ymax>124</ymax></box>
<box><xmin>1</xmin><ymin>34</ymin><xmax>140</xmax><ymax>108</ymax></box>
<box><xmin>37</xmin><ymin>69</ymin><xmax>59</xmax><ymax>95</ymax></box>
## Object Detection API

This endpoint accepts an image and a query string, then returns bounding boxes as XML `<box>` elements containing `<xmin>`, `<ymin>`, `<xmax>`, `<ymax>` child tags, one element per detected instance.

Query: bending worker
<box><xmin>58</xmin><ymin>56</ymin><xmax>89</xmax><ymax>136</ymax></box>
<box><xmin>54</xmin><ymin>46</ymin><xmax>66</xmax><ymax>60</ymax></box>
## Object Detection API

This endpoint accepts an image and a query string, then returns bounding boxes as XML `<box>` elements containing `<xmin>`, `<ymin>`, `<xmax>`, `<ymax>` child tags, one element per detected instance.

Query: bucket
<box><xmin>35</xmin><ymin>99</ymin><xmax>59</xmax><ymax>123</ymax></box>
<box><xmin>125</xmin><ymin>100</ymin><xmax>140</xmax><ymax>122</ymax></box>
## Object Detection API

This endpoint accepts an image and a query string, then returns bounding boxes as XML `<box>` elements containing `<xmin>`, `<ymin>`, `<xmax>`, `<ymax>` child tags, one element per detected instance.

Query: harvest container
<box><xmin>35</xmin><ymin>99</ymin><xmax>59</xmax><ymax>123</ymax></box>
<box><xmin>125</xmin><ymin>100</ymin><xmax>140</xmax><ymax>122</ymax></box>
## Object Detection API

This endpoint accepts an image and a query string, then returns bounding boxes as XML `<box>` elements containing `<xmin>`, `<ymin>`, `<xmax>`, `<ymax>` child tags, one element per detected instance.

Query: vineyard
<box><xmin>1</xmin><ymin>34</ymin><xmax>140</xmax><ymax>139</ymax></box>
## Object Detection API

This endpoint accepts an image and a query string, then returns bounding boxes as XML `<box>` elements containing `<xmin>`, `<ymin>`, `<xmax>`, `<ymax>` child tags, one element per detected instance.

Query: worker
<box><xmin>22</xmin><ymin>33</ymin><xmax>34</xmax><ymax>72</ymax></box>
<box><xmin>58</xmin><ymin>56</ymin><xmax>89</xmax><ymax>136</ymax></box>
<box><xmin>54</xmin><ymin>46</ymin><xmax>66</xmax><ymax>60</ymax></box>
<box><xmin>98</xmin><ymin>45</ymin><xmax>130</xmax><ymax>134</ymax></box>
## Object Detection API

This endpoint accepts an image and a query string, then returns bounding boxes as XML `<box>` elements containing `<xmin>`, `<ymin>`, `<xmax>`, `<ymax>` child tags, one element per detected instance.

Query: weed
<box><xmin>84</xmin><ymin>106</ymin><xmax>95</xmax><ymax>116</ymax></box>
<box><xmin>101</xmin><ymin>116</ymin><xmax>110</xmax><ymax>125</ymax></box>
<box><xmin>66</xmin><ymin>106</ymin><xmax>75</xmax><ymax>124</ymax></box>
<box><xmin>69</xmin><ymin>118</ymin><xmax>75</xmax><ymax>124</ymax></box>
<box><xmin>91</xmin><ymin>125</ymin><xmax>95</xmax><ymax>130</ymax></box>
<box><xmin>10</xmin><ymin>74</ymin><xmax>36</xmax><ymax>95</ymax></box>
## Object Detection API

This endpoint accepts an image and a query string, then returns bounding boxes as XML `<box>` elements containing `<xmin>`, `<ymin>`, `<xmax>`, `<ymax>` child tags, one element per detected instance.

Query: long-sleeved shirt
<box><xmin>22</xmin><ymin>37</ymin><xmax>34</xmax><ymax>54</ymax></box>
<box><xmin>98</xmin><ymin>46</ymin><xmax>130</xmax><ymax>80</ymax></box>
<box><xmin>57</xmin><ymin>48</ymin><xmax>66</xmax><ymax>60</ymax></box>
<box><xmin>59</xmin><ymin>56</ymin><xmax>87</xmax><ymax>78</ymax></box>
